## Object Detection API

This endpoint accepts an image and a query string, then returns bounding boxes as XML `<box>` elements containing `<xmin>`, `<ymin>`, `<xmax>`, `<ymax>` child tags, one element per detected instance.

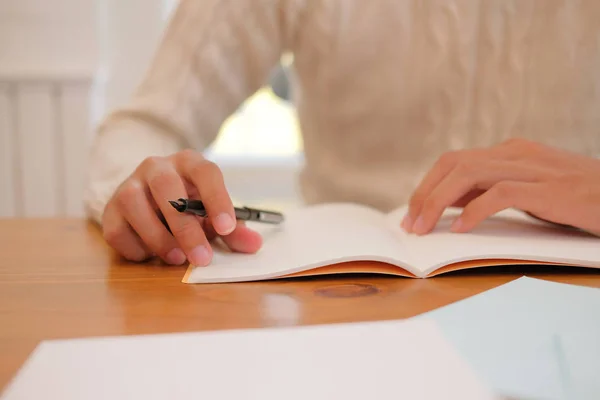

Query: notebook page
<box><xmin>0</xmin><ymin>319</ymin><xmax>495</xmax><ymax>400</ymax></box>
<box><xmin>398</xmin><ymin>208</ymin><xmax>600</xmax><ymax>275</ymax></box>
<box><xmin>185</xmin><ymin>203</ymin><xmax>413</xmax><ymax>283</ymax></box>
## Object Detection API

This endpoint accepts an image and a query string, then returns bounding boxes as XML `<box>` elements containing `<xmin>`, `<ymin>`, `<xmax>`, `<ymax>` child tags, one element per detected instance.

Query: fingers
<box><xmin>115</xmin><ymin>179</ymin><xmax>187</xmax><ymax>265</ymax></box>
<box><xmin>403</xmin><ymin>143</ymin><xmax>542</xmax><ymax>230</ymax></box>
<box><xmin>403</xmin><ymin>151</ymin><xmax>462</xmax><ymax>230</ymax></box>
<box><xmin>176</xmin><ymin>150</ymin><xmax>236</xmax><ymax>236</ymax></box>
<box><xmin>143</xmin><ymin>157</ymin><xmax>213</xmax><ymax>267</ymax></box>
<box><xmin>101</xmin><ymin>202</ymin><xmax>151</xmax><ymax>262</ymax></box>
<box><xmin>409</xmin><ymin>160</ymin><xmax>548</xmax><ymax>235</ymax></box>
<box><xmin>219</xmin><ymin>222</ymin><xmax>263</xmax><ymax>253</ymax></box>
<box><xmin>102</xmin><ymin>151</ymin><xmax>263</xmax><ymax>265</ymax></box>
<box><xmin>450</xmin><ymin>181</ymin><xmax>543</xmax><ymax>232</ymax></box>
<box><xmin>450</xmin><ymin>189</ymin><xmax>485</xmax><ymax>208</ymax></box>
<box><xmin>200</xmin><ymin>216</ymin><xmax>262</xmax><ymax>254</ymax></box>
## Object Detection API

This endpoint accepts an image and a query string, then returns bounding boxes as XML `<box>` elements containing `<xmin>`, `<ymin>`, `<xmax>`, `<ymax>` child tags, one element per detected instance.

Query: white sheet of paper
<box><xmin>418</xmin><ymin>276</ymin><xmax>600</xmax><ymax>400</ymax></box>
<box><xmin>0</xmin><ymin>318</ymin><xmax>495</xmax><ymax>400</ymax></box>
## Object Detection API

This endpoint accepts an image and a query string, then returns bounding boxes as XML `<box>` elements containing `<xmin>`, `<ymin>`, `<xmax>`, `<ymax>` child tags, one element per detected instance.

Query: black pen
<box><xmin>168</xmin><ymin>198</ymin><xmax>284</xmax><ymax>224</ymax></box>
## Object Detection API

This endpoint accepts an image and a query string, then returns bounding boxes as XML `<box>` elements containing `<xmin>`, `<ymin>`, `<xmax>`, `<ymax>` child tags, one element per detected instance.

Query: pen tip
<box><xmin>168</xmin><ymin>200</ymin><xmax>185</xmax><ymax>212</ymax></box>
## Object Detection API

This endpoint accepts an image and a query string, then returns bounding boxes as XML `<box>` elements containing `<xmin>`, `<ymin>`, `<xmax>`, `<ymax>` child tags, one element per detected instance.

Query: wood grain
<box><xmin>1</xmin><ymin>218</ymin><xmax>600</xmax><ymax>390</ymax></box>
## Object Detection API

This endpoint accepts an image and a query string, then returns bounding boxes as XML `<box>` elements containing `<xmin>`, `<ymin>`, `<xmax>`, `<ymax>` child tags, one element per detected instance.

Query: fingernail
<box><xmin>401</xmin><ymin>215</ymin><xmax>413</xmax><ymax>232</ymax></box>
<box><xmin>451</xmin><ymin>217</ymin><xmax>463</xmax><ymax>232</ymax></box>
<box><xmin>214</xmin><ymin>213</ymin><xmax>235</xmax><ymax>235</ymax></box>
<box><xmin>165</xmin><ymin>248</ymin><xmax>186</xmax><ymax>265</ymax></box>
<box><xmin>189</xmin><ymin>245</ymin><xmax>211</xmax><ymax>266</ymax></box>
<box><xmin>412</xmin><ymin>216</ymin><xmax>425</xmax><ymax>234</ymax></box>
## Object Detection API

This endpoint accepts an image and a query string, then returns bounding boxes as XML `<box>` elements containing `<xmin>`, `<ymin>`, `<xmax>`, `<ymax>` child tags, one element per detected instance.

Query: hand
<box><xmin>101</xmin><ymin>150</ymin><xmax>262</xmax><ymax>266</ymax></box>
<box><xmin>402</xmin><ymin>138</ymin><xmax>600</xmax><ymax>236</ymax></box>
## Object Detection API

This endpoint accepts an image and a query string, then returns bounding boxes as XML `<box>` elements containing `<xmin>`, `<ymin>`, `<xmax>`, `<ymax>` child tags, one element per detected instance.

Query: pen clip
<box><xmin>243</xmin><ymin>207</ymin><xmax>284</xmax><ymax>224</ymax></box>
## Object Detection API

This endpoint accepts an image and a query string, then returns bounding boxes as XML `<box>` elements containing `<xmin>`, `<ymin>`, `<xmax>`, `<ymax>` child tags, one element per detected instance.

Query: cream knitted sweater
<box><xmin>84</xmin><ymin>0</ymin><xmax>600</xmax><ymax>223</ymax></box>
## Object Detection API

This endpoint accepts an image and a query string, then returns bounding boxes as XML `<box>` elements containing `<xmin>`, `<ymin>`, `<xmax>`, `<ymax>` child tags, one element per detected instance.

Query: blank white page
<box><xmin>398</xmin><ymin>208</ymin><xmax>600</xmax><ymax>275</ymax></box>
<box><xmin>0</xmin><ymin>319</ymin><xmax>495</xmax><ymax>400</ymax></box>
<box><xmin>186</xmin><ymin>203</ymin><xmax>412</xmax><ymax>283</ymax></box>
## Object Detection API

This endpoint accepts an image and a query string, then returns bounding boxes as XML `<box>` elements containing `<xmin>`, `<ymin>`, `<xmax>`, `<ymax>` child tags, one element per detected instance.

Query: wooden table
<box><xmin>2</xmin><ymin>219</ymin><xmax>600</xmax><ymax>391</ymax></box>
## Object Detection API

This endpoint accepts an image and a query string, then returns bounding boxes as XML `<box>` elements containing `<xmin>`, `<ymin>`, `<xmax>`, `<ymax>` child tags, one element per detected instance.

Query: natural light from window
<box><xmin>209</xmin><ymin>85</ymin><xmax>303</xmax><ymax>158</ymax></box>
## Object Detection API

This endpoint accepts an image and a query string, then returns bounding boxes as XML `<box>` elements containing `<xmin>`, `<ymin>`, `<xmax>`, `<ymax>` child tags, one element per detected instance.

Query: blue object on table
<box><xmin>417</xmin><ymin>276</ymin><xmax>600</xmax><ymax>400</ymax></box>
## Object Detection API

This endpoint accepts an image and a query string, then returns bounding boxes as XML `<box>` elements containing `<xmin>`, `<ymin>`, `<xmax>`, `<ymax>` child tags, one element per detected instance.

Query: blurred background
<box><xmin>0</xmin><ymin>0</ymin><xmax>302</xmax><ymax>218</ymax></box>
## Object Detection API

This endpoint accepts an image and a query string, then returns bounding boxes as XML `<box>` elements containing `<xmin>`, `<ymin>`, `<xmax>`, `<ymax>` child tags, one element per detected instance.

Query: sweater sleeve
<box><xmin>83</xmin><ymin>0</ymin><xmax>305</xmax><ymax>224</ymax></box>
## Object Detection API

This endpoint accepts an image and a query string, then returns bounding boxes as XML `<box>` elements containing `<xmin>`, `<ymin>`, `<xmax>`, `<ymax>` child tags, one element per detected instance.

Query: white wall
<box><xmin>0</xmin><ymin>0</ymin><xmax>300</xmax><ymax>218</ymax></box>
<box><xmin>0</xmin><ymin>0</ymin><xmax>98</xmax><ymax>77</ymax></box>
<box><xmin>0</xmin><ymin>0</ymin><xmax>165</xmax><ymax>217</ymax></box>
<box><xmin>96</xmin><ymin>0</ymin><xmax>166</xmax><ymax>117</ymax></box>
<box><xmin>0</xmin><ymin>0</ymin><xmax>99</xmax><ymax>217</ymax></box>
<box><xmin>0</xmin><ymin>78</ymin><xmax>92</xmax><ymax>217</ymax></box>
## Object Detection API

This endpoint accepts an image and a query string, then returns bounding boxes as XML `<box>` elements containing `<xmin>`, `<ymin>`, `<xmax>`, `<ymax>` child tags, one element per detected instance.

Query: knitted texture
<box><xmin>85</xmin><ymin>0</ymin><xmax>600</xmax><ymax>223</ymax></box>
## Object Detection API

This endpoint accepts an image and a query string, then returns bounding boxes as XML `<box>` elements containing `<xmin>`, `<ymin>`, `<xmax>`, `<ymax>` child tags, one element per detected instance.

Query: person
<box><xmin>85</xmin><ymin>0</ymin><xmax>600</xmax><ymax>267</ymax></box>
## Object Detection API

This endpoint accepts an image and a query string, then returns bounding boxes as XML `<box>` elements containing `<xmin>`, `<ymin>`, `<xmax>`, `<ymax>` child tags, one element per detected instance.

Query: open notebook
<box><xmin>183</xmin><ymin>203</ymin><xmax>600</xmax><ymax>283</ymax></box>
